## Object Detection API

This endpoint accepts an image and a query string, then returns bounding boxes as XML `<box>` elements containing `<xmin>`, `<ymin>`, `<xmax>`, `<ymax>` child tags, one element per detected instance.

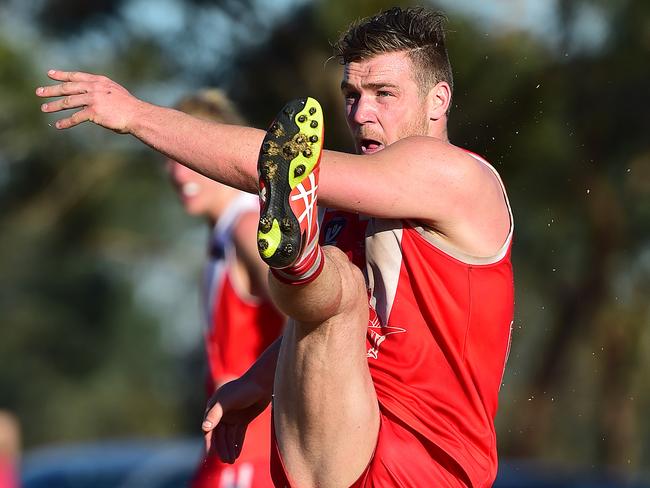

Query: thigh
<box><xmin>272</xmin><ymin>248</ymin><xmax>380</xmax><ymax>488</ymax></box>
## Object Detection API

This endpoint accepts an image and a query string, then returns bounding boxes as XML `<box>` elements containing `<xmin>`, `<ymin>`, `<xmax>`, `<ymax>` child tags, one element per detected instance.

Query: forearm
<box><xmin>130</xmin><ymin>102</ymin><xmax>264</xmax><ymax>194</ymax></box>
<box><xmin>130</xmin><ymin>102</ymin><xmax>373</xmax><ymax>213</ymax></box>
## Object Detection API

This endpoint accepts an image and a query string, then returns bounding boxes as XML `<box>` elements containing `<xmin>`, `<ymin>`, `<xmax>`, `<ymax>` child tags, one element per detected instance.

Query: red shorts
<box><xmin>270</xmin><ymin>410</ymin><xmax>468</xmax><ymax>487</ymax></box>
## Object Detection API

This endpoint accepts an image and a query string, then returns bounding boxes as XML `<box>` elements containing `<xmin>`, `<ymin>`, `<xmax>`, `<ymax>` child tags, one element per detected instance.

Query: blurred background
<box><xmin>1</xmin><ymin>0</ymin><xmax>649</xmax><ymax>486</ymax></box>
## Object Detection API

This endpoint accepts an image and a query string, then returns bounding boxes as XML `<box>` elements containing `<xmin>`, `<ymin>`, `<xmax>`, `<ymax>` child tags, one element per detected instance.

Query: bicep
<box><xmin>319</xmin><ymin>138</ymin><xmax>475</xmax><ymax>225</ymax></box>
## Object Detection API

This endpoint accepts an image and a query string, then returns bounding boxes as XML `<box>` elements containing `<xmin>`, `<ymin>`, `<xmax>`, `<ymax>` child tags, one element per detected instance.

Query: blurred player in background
<box><xmin>167</xmin><ymin>90</ymin><xmax>284</xmax><ymax>488</ymax></box>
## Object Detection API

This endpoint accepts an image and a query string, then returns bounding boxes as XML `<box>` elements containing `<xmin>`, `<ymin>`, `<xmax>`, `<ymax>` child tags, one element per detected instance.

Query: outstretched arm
<box><xmin>37</xmin><ymin>70</ymin><xmax>262</xmax><ymax>195</ymax></box>
<box><xmin>37</xmin><ymin>70</ymin><xmax>510</xmax><ymax>255</ymax></box>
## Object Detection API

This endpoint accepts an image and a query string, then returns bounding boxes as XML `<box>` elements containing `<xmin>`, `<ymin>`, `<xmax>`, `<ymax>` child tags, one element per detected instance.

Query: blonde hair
<box><xmin>174</xmin><ymin>89</ymin><xmax>245</xmax><ymax>125</ymax></box>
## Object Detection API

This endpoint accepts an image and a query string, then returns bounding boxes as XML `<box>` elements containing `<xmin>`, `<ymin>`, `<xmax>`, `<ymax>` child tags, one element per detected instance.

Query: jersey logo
<box><xmin>323</xmin><ymin>217</ymin><xmax>346</xmax><ymax>245</ymax></box>
<box><xmin>366</xmin><ymin>314</ymin><xmax>406</xmax><ymax>359</ymax></box>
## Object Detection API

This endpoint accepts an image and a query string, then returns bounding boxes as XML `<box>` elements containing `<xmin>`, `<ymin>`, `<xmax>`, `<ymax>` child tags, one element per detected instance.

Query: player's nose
<box><xmin>350</xmin><ymin>95</ymin><xmax>377</xmax><ymax>125</ymax></box>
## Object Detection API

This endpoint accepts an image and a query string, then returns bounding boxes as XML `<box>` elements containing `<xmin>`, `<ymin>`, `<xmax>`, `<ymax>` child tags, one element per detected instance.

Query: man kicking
<box><xmin>37</xmin><ymin>7</ymin><xmax>513</xmax><ymax>487</ymax></box>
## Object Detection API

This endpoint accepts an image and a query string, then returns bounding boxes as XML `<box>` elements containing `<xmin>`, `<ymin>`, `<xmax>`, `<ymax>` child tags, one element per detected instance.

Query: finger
<box><xmin>41</xmin><ymin>94</ymin><xmax>92</xmax><ymax>113</ymax></box>
<box><xmin>204</xmin><ymin>429</ymin><xmax>213</xmax><ymax>454</ymax></box>
<box><xmin>226</xmin><ymin>424</ymin><xmax>238</xmax><ymax>463</ymax></box>
<box><xmin>46</xmin><ymin>69</ymin><xmax>100</xmax><ymax>83</ymax></box>
<box><xmin>52</xmin><ymin>108</ymin><xmax>93</xmax><ymax>130</ymax></box>
<box><xmin>202</xmin><ymin>402</ymin><xmax>223</xmax><ymax>433</ymax></box>
<box><xmin>36</xmin><ymin>82</ymin><xmax>90</xmax><ymax>99</ymax></box>
<box><xmin>216</xmin><ymin>424</ymin><xmax>233</xmax><ymax>464</ymax></box>
<box><xmin>204</xmin><ymin>421</ymin><xmax>219</xmax><ymax>454</ymax></box>
<box><xmin>233</xmin><ymin>423</ymin><xmax>246</xmax><ymax>459</ymax></box>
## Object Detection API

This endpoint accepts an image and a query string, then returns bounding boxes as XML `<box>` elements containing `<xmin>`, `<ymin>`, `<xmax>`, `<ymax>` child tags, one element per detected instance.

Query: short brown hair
<box><xmin>334</xmin><ymin>7</ymin><xmax>453</xmax><ymax>96</ymax></box>
<box><xmin>174</xmin><ymin>89</ymin><xmax>245</xmax><ymax>125</ymax></box>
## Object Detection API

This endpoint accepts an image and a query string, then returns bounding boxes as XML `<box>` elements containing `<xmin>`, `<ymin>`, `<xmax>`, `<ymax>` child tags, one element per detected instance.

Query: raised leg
<box><xmin>256</xmin><ymin>98</ymin><xmax>379</xmax><ymax>487</ymax></box>
<box><xmin>271</xmin><ymin>247</ymin><xmax>379</xmax><ymax>488</ymax></box>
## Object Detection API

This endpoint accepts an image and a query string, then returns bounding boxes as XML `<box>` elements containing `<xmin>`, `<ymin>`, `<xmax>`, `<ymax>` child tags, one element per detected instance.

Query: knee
<box><xmin>269</xmin><ymin>246</ymin><xmax>367</xmax><ymax>324</ymax></box>
<box><xmin>322</xmin><ymin>246</ymin><xmax>367</xmax><ymax>314</ymax></box>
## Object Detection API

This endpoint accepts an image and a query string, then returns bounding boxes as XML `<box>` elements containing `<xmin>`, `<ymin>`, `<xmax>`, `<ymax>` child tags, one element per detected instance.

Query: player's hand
<box><xmin>202</xmin><ymin>376</ymin><xmax>271</xmax><ymax>464</ymax></box>
<box><xmin>36</xmin><ymin>70</ymin><xmax>146</xmax><ymax>133</ymax></box>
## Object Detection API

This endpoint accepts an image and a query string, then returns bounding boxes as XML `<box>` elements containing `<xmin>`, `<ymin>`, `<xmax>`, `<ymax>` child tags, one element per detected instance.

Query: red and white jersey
<box><xmin>320</xmin><ymin>152</ymin><xmax>514</xmax><ymax>487</ymax></box>
<box><xmin>202</xmin><ymin>194</ymin><xmax>284</xmax><ymax>393</ymax></box>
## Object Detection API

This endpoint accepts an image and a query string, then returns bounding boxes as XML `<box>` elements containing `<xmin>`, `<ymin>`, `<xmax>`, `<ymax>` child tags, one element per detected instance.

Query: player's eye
<box><xmin>344</xmin><ymin>92</ymin><xmax>360</xmax><ymax>103</ymax></box>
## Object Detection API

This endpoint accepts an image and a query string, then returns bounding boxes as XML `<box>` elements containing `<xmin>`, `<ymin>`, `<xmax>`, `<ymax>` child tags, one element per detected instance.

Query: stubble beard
<box><xmin>397</xmin><ymin>110</ymin><xmax>429</xmax><ymax>141</ymax></box>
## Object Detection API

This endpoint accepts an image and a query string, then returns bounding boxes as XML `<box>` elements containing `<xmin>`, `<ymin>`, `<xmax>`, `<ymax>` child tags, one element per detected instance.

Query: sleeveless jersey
<box><xmin>319</xmin><ymin>152</ymin><xmax>514</xmax><ymax>487</ymax></box>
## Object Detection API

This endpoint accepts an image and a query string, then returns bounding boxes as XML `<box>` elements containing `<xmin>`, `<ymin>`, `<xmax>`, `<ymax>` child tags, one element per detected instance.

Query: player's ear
<box><xmin>426</xmin><ymin>81</ymin><xmax>451</xmax><ymax>121</ymax></box>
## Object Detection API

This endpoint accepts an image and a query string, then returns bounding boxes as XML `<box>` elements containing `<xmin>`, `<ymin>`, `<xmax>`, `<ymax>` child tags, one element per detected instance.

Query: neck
<box><xmin>427</xmin><ymin>117</ymin><xmax>449</xmax><ymax>142</ymax></box>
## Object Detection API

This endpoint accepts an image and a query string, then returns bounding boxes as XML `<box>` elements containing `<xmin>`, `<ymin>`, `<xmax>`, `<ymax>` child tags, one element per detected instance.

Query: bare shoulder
<box><xmin>388</xmin><ymin>137</ymin><xmax>486</xmax><ymax>177</ymax></box>
<box><xmin>231</xmin><ymin>210</ymin><xmax>260</xmax><ymax>259</ymax></box>
<box><xmin>394</xmin><ymin>137</ymin><xmax>511</xmax><ymax>256</ymax></box>
<box><xmin>231</xmin><ymin>210</ymin><xmax>258</xmax><ymax>241</ymax></box>
<box><xmin>230</xmin><ymin>209</ymin><xmax>271</xmax><ymax>299</ymax></box>
<box><xmin>386</xmin><ymin>136</ymin><xmax>502</xmax><ymax>199</ymax></box>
